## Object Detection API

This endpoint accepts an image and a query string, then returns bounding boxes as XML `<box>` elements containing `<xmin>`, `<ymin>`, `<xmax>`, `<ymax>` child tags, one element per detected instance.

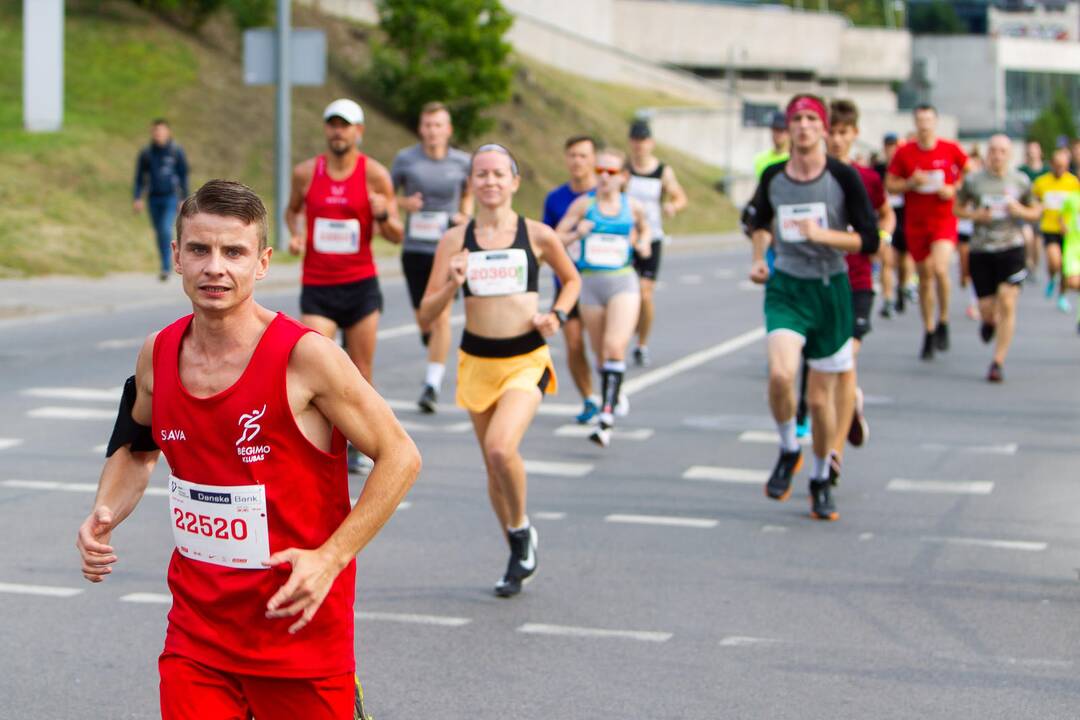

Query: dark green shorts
<box><xmin>765</xmin><ymin>270</ymin><xmax>853</xmax><ymax>368</ymax></box>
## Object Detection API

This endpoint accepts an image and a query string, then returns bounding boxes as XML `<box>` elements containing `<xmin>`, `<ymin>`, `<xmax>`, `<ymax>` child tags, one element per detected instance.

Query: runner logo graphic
<box><xmin>236</xmin><ymin>405</ymin><xmax>267</xmax><ymax>446</ymax></box>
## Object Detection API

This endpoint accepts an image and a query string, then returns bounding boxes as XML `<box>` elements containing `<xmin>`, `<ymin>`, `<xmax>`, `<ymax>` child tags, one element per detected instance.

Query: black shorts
<box><xmin>958</xmin><ymin>233</ymin><xmax>971</xmax><ymax>245</ymax></box>
<box><xmin>402</xmin><ymin>251</ymin><xmax>436</xmax><ymax>310</ymax></box>
<box><xmin>892</xmin><ymin>207</ymin><xmax>907</xmax><ymax>254</ymax></box>
<box><xmin>300</xmin><ymin>276</ymin><xmax>383</xmax><ymax>328</ymax></box>
<box><xmin>633</xmin><ymin>239</ymin><xmax>663</xmax><ymax>280</ymax></box>
<box><xmin>970</xmin><ymin>247</ymin><xmax>1028</xmax><ymax>298</ymax></box>
<box><xmin>1043</xmin><ymin>232</ymin><xmax>1064</xmax><ymax>248</ymax></box>
<box><xmin>852</xmin><ymin>289</ymin><xmax>875</xmax><ymax>341</ymax></box>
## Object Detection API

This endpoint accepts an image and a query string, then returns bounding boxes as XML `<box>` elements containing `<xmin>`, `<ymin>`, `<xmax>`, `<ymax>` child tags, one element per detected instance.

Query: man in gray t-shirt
<box><xmin>390</xmin><ymin>102</ymin><xmax>472</xmax><ymax>413</ymax></box>
<box><xmin>955</xmin><ymin>134</ymin><xmax>1042</xmax><ymax>382</ymax></box>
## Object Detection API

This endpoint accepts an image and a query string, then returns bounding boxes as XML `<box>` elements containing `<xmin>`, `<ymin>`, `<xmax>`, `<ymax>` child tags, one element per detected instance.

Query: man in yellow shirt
<box><xmin>1032</xmin><ymin>147</ymin><xmax>1080</xmax><ymax>312</ymax></box>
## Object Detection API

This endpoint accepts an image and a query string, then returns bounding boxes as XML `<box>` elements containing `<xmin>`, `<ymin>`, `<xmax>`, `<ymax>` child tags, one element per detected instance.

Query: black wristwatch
<box><xmin>552</xmin><ymin>309</ymin><xmax>568</xmax><ymax>327</ymax></box>
<box><xmin>373</xmin><ymin>210</ymin><xmax>389</xmax><ymax>222</ymax></box>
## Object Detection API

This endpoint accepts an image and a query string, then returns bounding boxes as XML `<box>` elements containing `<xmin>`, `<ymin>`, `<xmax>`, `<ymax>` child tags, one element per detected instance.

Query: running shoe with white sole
<box><xmin>614</xmin><ymin>393</ymin><xmax>630</xmax><ymax>418</ymax></box>
<box><xmin>1058</xmin><ymin>296</ymin><xmax>1072</xmax><ymax>313</ymax></box>
<box><xmin>765</xmin><ymin>448</ymin><xmax>802</xmax><ymax>501</ymax></box>
<box><xmin>809</xmin><ymin>479</ymin><xmax>839</xmax><ymax>521</ymax></box>
<box><xmin>495</xmin><ymin>525</ymin><xmax>537</xmax><ymax>598</ymax></box>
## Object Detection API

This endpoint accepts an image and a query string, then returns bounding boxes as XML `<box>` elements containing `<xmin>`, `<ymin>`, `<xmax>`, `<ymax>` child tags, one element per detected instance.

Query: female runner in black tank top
<box><xmin>419</xmin><ymin>144</ymin><xmax>580</xmax><ymax>598</ymax></box>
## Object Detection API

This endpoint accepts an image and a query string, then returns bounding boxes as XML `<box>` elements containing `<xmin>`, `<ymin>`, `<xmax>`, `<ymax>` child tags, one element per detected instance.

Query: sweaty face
<box><xmin>789</xmin><ymin>110</ymin><xmax>825</xmax><ymax>151</ymax></box>
<box><xmin>469</xmin><ymin>151</ymin><xmax>519</xmax><ymax>209</ymax></box>
<box><xmin>173</xmin><ymin>213</ymin><xmax>270</xmax><ymax>314</ymax></box>
<box><xmin>827</xmin><ymin>123</ymin><xmax>857</xmax><ymax>159</ymax></box>
<box><xmin>324</xmin><ymin>117</ymin><xmax>361</xmax><ymax>157</ymax></box>
<box><xmin>418</xmin><ymin>110</ymin><xmax>452</xmax><ymax>150</ymax></box>
<box><xmin>564</xmin><ymin>141</ymin><xmax>596</xmax><ymax>181</ymax></box>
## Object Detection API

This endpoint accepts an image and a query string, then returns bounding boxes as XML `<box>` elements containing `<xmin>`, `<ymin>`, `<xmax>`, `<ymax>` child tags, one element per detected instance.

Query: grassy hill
<box><xmin>0</xmin><ymin>1</ymin><xmax>734</xmax><ymax>277</ymax></box>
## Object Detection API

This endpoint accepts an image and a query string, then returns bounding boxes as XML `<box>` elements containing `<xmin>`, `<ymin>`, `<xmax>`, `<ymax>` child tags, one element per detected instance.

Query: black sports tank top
<box><xmin>462</xmin><ymin>215</ymin><xmax>540</xmax><ymax>298</ymax></box>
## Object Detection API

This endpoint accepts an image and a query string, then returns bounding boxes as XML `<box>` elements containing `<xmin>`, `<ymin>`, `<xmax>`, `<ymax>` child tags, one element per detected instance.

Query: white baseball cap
<box><xmin>323</xmin><ymin>98</ymin><xmax>364</xmax><ymax>125</ymax></box>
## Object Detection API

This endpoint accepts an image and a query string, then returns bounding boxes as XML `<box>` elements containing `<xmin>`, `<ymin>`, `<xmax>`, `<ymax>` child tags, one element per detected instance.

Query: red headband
<box><xmin>786</xmin><ymin>96</ymin><xmax>829</xmax><ymax>131</ymax></box>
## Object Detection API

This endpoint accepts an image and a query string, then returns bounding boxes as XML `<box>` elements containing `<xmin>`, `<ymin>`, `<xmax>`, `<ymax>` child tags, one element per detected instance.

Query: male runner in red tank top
<box><xmin>76</xmin><ymin>180</ymin><xmax>420</xmax><ymax>719</ymax></box>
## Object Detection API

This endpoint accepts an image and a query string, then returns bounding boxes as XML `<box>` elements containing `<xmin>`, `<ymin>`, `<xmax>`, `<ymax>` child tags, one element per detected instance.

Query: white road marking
<box><xmin>738</xmin><ymin>430</ymin><xmax>809</xmax><ymax>446</ymax></box>
<box><xmin>376</xmin><ymin>314</ymin><xmax>464</xmax><ymax>340</ymax></box>
<box><xmin>760</xmin><ymin>525</ymin><xmax>788</xmax><ymax>534</ymax></box>
<box><xmin>0</xmin><ymin>582</ymin><xmax>83</xmax><ymax>598</ymax></box>
<box><xmin>859</xmin><ymin>533</ymin><xmax>874</xmax><ymax>541</ymax></box>
<box><xmin>713</xmin><ymin>268</ymin><xmax>735</xmax><ymax>279</ymax></box>
<box><xmin>720</xmin><ymin>636</ymin><xmax>781</xmax><ymax>647</ymax></box>
<box><xmin>921</xmin><ymin>536</ymin><xmax>1047</xmax><ymax>552</ymax></box>
<box><xmin>92</xmin><ymin>444</ymin><xmax>107</xmax><ymax>454</ymax></box>
<box><xmin>683</xmin><ymin>466</ymin><xmax>767</xmax><ymax>484</ymax></box>
<box><xmin>554</xmin><ymin>425</ymin><xmax>654</xmax><ymax>440</ymax></box>
<box><xmin>96</xmin><ymin>337</ymin><xmax>143</xmax><ymax>350</ymax></box>
<box><xmin>398</xmin><ymin>419</ymin><xmax>472</xmax><ymax>434</ymax></box>
<box><xmin>523</xmin><ymin>460</ymin><xmax>593</xmax><ymax>477</ymax></box>
<box><xmin>605</xmin><ymin>514</ymin><xmax>718</xmax><ymax>529</ymax></box>
<box><xmin>517</xmin><ymin>622</ymin><xmax>672</xmax><ymax>643</ymax></box>
<box><xmin>887</xmin><ymin>479</ymin><xmax>994</xmax><ymax>495</ymax></box>
<box><xmin>533</xmin><ymin>511</ymin><xmax>566</xmax><ymax>520</ymax></box>
<box><xmin>27</xmin><ymin>406</ymin><xmax>114</xmax><ymax>420</ymax></box>
<box><xmin>357</xmin><ymin>611</ymin><xmax>471</xmax><ymax>627</ymax></box>
<box><xmin>0</xmin><ymin>438</ymin><xmax>24</xmax><ymax>451</ymax></box>
<box><xmin>535</xmin><ymin>403</ymin><xmax>581</xmax><ymax>417</ymax></box>
<box><xmin>120</xmin><ymin>593</ymin><xmax>172</xmax><ymax>604</ymax></box>
<box><xmin>622</xmin><ymin>327</ymin><xmax>765</xmax><ymax>396</ymax></box>
<box><xmin>22</xmin><ymin>387</ymin><xmax>120</xmax><ymax>402</ymax></box>
<box><xmin>1</xmin><ymin>479</ymin><xmax>168</xmax><ymax>496</ymax></box>
<box><xmin>679</xmin><ymin>273</ymin><xmax>703</xmax><ymax>285</ymax></box>
<box><xmin>920</xmin><ymin>442</ymin><xmax>1018</xmax><ymax>455</ymax></box>
<box><xmin>863</xmin><ymin>395</ymin><xmax>894</xmax><ymax>406</ymax></box>
<box><xmin>738</xmin><ymin>280</ymin><xmax>762</xmax><ymax>291</ymax></box>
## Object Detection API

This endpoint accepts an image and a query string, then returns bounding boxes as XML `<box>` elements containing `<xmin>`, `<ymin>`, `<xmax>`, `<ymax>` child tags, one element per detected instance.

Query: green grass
<box><xmin>0</xmin><ymin>1</ymin><xmax>733</xmax><ymax>277</ymax></box>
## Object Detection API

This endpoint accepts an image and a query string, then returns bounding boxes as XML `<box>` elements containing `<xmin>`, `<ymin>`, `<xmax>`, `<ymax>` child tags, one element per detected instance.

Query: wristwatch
<box><xmin>373</xmin><ymin>210</ymin><xmax>389</xmax><ymax>222</ymax></box>
<box><xmin>552</xmin><ymin>309</ymin><xmax>568</xmax><ymax>327</ymax></box>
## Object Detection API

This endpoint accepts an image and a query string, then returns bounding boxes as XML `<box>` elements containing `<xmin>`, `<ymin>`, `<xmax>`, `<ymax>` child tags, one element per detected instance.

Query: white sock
<box><xmin>777</xmin><ymin>418</ymin><xmax>799</xmax><ymax>452</ymax></box>
<box><xmin>811</xmin><ymin>454</ymin><xmax>829</xmax><ymax>481</ymax></box>
<box><xmin>425</xmin><ymin>362</ymin><xmax>445</xmax><ymax>391</ymax></box>
<box><xmin>507</xmin><ymin>516</ymin><xmax>530</xmax><ymax>533</ymax></box>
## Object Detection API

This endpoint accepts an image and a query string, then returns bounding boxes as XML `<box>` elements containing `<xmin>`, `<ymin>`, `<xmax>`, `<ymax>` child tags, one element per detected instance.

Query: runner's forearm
<box><xmin>418</xmin><ymin>280</ymin><xmax>457</xmax><ymax>327</ymax></box>
<box><xmin>92</xmin><ymin>448</ymin><xmax>158</xmax><ymax>525</ymax></box>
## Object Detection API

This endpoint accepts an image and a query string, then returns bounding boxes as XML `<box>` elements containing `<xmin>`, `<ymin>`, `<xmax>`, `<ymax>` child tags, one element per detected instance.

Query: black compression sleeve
<box><xmin>745</xmin><ymin>164</ymin><xmax>782</xmax><ymax>234</ymax></box>
<box><xmin>105</xmin><ymin>376</ymin><xmax>158</xmax><ymax>457</ymax></box>
<box><xmin>830</xmin><ymin>158</ymin><xmax>880</xmax><ymax>255</ymax></box>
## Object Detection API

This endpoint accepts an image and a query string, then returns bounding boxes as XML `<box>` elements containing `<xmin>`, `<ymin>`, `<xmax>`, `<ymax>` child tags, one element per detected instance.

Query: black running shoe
<box><xmin>987</xmin><ymin>361</ymin><xmax>1003</xmax><ymax>383</ymax></box>
<box><xmin>765</xmin><ymin>449</ymin><xmax>802</xmax><ymax>502</ymax></box>
<box><xmin>895</xmin><ymin>292</ymin><xmax>905</xmax><ymax>314</ymax></box>
<box><xmin>495</xmin><ymin>526</ymin><xmax>538</xmax><ymax>598</ymax></box>
<box><xmin>935</xmin><ymin>322</ymin><xmax>950</xmax><ymax>351</ymax></box>
<box><xmin>809</xmin><ymin>479</ymin><xmax>839</xmax><ymax>521</ymax></box>
<box><xmin>879</xmin><ymin>300</ymin><xmax>893</xmax><ymax>319</ymax></box>
<box><xmin>417</xmin><ymin>384</ymin><xmax>438</xmax><ymax>414</ymax></box>
<box><xmin>920</xmin><ymin>331</ymin><xmax>935</xmax><ymax>361</ymax></box>
<box><xmin>980</xmin><ymin>322</ymin><xmax>995</xmax><ymax>344</ymax></box>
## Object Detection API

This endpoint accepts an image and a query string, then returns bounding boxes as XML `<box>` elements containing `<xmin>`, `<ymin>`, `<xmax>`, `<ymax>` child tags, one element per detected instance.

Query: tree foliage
<box><xmin>130</xmin><ymin>0</ymin><xmax>273</xmax><ymax>29</ymax></box>
<box><xmin>369</xmin><ymin>0</ymin><xmax>514</xmax><ymax>143</ymax></box>
<box><xmin>907</xmin><ymin>1</ymin><xmax>964</xmax><ymax>34</ymax></box>
<box><xmin>1027</xmin><ymin>90</ymin><xmax>1078</xmax><ymax>158</ymax></box>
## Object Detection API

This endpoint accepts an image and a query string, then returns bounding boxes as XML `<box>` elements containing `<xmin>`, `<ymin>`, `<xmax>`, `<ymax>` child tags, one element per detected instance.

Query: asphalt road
<box><xmin>1</xmin><ymin>242</ymin><xmax>1079</xmax><ymax>719</ymax></box>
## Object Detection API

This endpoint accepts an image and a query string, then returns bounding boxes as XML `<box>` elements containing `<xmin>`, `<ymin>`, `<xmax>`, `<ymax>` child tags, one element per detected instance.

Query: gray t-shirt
<box><xmin>957</xmin><ymin>170</ymin><xmax>1033</xmax><ymax>253</ymax></box>
<box><xmin>747</xmin><ymin>156</ymin><xmax>879</xmax><ymax>279</ymax></box>
<box><xmin>391</xmin><ymin>144</ymin><xmax>471</xmax><ymax>254</ymax></box>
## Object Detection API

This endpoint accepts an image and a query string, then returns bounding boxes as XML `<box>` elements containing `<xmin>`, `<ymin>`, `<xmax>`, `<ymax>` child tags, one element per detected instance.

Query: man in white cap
<box><xmin>286</xmin><ymin>99</ymin><xmax>403</xmax><ymax>473</ymax></box>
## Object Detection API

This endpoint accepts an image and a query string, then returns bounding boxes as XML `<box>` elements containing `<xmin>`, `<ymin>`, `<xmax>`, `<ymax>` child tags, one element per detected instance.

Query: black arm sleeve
<box><xmin>745</xmin><ymin>164</ymin><xmax>782</xmax><ymax>235</ymax></box>
<box><xmin>105</xmin><ymin>376</ymin><xmax>158</xmax><ymax>457</ymax></box>
<box><xmin>831</xmin><ymin>159</ymin><xmax>880</xmax><ymax>255</ymax></box>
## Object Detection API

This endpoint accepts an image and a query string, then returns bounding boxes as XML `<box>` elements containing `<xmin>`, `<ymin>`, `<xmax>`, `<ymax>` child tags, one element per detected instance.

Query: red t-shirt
<box><xmin>152</xmin><ymin>313</ymin><xmax>355</xmax><ymax>678</ymax></box>
<box><xmin>303</xmin><ymin>154</ymin><xmax>376</xmax><ymax>286</ymax></box>
<box><xmin>846</xmin><ymin>164</ymin><xmax>885</xmax><ymax>291</ymax></box>
<box><xmin>887</xmin><ymin>139</ymin><xmax>967</xmax><ymax>232</ymax></box>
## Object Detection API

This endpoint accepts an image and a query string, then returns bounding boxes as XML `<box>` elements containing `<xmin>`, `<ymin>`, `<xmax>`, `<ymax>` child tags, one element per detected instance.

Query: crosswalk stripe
<box><xmin>517</xmin><ymin>622</ymin><xmax>671</xmax><ymax>643</ymax></box>
<box><xmin>398</xmin><ymin>419</ymin><xmax>472</xmax><ymax>434</ymax></box>
<box><xmin>0</xmin><ymin>438</ymin><xmax>24</xmax><ymax>451</ymax></box>
<box><xmin>554</xmin><ymin>425</ymin><xmax>653</xmax><ymax>440</ymax></box>
<box><xmin>1</xmin><ymin>479</ymin><xmax>168</xmax><ymax>496</ymax></box>
<box><xmin>682</xmin><ymin>466</ymin><xmax>767</xmax><ymax>484</ymax></box>
<box><xmin>604</xmin><ymin>514</ymin><xmax>717</xmax><ymax>529</ymax></box>
<box><xmin>887</xmin><ymin>479</ymin><xmax>994</xmax><ymax>495</ymax></box>
<box><xmin>27</xmin><ymin>406</ymin><xmax>114</xmax><ymax>420</ymax></box>
<box><xmin>523</xmin><ymin>460</ymin><xmax>593</xmax><ymax>477</ymax></box>
<box><xmin>357</xmin><ymin>611</ymin><xmax>471</xmax><ymax>627</ymax></box>
<box><xmin>120</xmin><ymin>593</ymin><xmax>172</xmax><ymax>604</ymax></box>
<box><xmin>920</xmin><ymin>442</ymin><xmax>1019</xmax><ymax>455</ymax></box>
<box><xmin>0</xmin><ymin>582</ymin><xmax>83</xmax><ymax>598</ymax></box>
<box><xmin>22</xmin><ymin>387</ymin><xmax>120</xmax><ymax>402</ymax></box>
<box><xmin>533</xmin><ymin>511</ymin><xmax>566</xmax><ymax>520</ymax></box>
<box><xmin>921</xmin><ymin>536</ymin><xmax>1047</xmax><ymax>552</ymax></box>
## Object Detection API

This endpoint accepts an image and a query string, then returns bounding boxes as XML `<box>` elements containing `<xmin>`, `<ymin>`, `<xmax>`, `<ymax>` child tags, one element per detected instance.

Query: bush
<box><xmin>130</xmin><ymin>0</ymin><xmax>272</xmax><ymax>29</ymax></box>
<box><xmin>369</xmin><ymin>0</ymin><xmax>514</xmax><ymax>143</ymax></box>
<box><xmin>1027</xmin><ymin>90</ymin><xmax>1077</xmax><ymax>159</ymax></box>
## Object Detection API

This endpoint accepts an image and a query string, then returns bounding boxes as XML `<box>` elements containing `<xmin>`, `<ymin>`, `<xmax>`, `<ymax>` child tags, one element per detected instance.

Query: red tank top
<box><xmin>152</xmin><ymin>312</ymin><xmax>354</xmax><ymax>678</ymax></box>
<box><xmin>303</xmin><ymin>154</ymin><xmax>376</xmax><ymax>286</ymax></box>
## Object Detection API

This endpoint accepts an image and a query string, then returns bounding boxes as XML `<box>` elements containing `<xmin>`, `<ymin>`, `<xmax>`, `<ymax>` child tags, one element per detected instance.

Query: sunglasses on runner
<box><xmin>595</xmin><ymin>167</ymin><xmax>622</xmax><ymax>176</ymax></box>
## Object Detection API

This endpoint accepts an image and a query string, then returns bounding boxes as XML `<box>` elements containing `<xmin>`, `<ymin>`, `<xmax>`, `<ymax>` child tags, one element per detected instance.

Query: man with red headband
<box><xmin>745</xmin><ymin>94</ymin><xmax>880</xmax><ymax>522</ymax></box>
<box><xmin>885</xmin><ymin>104</ymin><xmax>969</xmax><ymax>360</ymax></box>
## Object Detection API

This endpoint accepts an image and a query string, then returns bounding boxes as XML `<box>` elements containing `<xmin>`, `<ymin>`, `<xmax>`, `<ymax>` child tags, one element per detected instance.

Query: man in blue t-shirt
<box><xmin>543</xmin><ymin>135</ymin><xmax>598</xmax><ymax>424</ymax></box>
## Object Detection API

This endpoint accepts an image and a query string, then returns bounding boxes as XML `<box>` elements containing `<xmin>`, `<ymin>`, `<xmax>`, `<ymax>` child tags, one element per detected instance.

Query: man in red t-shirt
<box><xmin>825</xmin><ymin>99</ymin><xmax>896</xmax><ymax>478</ymax></box>
<box><xmin>76</xmin><ymin>180</ymin><xmax>421</xmax><ymax>719</ymax></box>
<box><xmin>886</xmin><ymin>104</ymin><xmax>969</xmax><ymax>360</ymax></box>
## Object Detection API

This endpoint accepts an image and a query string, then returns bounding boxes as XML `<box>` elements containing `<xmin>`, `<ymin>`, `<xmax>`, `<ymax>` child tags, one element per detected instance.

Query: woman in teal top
<box><xmin>557</xmin><ymin>148</ymin><xmax>651</xmax><ymax>447</ymax></box>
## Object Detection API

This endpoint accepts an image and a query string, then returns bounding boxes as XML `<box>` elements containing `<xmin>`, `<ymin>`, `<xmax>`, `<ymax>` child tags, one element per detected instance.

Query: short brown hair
<box><xmin>175</xmin><ymin>180</ymin><xmax>269</xmax><ymax>250</ymax></box>
<box><xmin>564</xmin><ymin>135</ymin><xmax>597</xmax><ymax>151</ymax></box>
<box><xmin>420</xmin><ymin>101</ymin><xmax>449</xmax><ymax>117</ymax></box>
<box><xmin>829</xmin><ymin>99</ymin><xmax>859</xmax><ymax>129</ymax></box>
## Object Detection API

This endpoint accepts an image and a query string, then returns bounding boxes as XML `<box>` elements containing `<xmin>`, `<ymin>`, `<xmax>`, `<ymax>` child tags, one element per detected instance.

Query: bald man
<box><xmin>955</xmin><ymin>134</ymin><xmax>1041</xmax><ymax>383</ymax></box>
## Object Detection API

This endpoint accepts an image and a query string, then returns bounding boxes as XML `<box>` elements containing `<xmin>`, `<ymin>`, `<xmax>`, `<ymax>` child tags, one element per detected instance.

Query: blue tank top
<box><xmin>578</xmin><ymin>195</ymin><xmax>634</xmax><ymax>273</ymax></box>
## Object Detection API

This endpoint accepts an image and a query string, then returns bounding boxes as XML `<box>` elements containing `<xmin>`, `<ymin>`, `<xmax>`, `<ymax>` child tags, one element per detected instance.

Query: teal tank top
<box><xmin>578</xmin><ymin>195</ymin><xmax>634</xmax><ymax>273</ymax></box>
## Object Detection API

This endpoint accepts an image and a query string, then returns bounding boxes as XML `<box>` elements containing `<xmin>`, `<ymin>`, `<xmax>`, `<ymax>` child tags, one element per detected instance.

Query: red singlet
<box><xmin>887</xmin><ymin>139</ymin><xmax>968</xmax><ymax>239</ymax></box>
<box><xmin>152</xmin><ymin>312</ymin><xmax>355</xmax><ymax>678</ymax></box>
<box><xmin>303</xmin><ymin>154</ymin><xmax>376</xmax><ymax>286</ymax></box>
<box><xmin>846</xmin><ymin>164</ymin><xmax>886</xmax><ymax>292</ymax></box>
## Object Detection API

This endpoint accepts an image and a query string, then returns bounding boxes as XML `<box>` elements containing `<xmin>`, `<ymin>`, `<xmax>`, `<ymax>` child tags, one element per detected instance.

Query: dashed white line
<box><xmin>682</xmin><ymin>466</ymin><xmax>767</xmax><ymax>484</ymax></box>
<box><xmin>713</xmin><ymin>268</ymin><xmax>735</xmax><ymax>279</ymax></box>
<box><xmin>120</xmin><ymin>592</ymin><xmax>172</xmax><ymax>604</ymax></box>
<box><xmin>604</xmin><ymin>514</ymin><xmax>718</xmax><ymax>529</ymax></box>
<box><xmin>920</xmin><ymin>442</ymin><xmax>1018</xmax><ymax>455</ymax></box>
<box><xmin>859</xmin><ymin>532</ymin><xmax>874</xmax><ymax>541</ymax></box>
<box><xmin>738</xmin><ymin>430</ymin><xmax>809</xmax><ymax>446</ymax></box>
<box><xmin>398</xmin><ymin>419</ymin><xmax>472</xmax><ymax>434</ymax></box>
<box><xmin>533</xmin><ymin>511</ymin><xmax>566</xmax><ymax>520</ymax></box>
<box><xmin>678</xmin><ymin>274</ymin><xmax>703</xmax><ymax>285</ymax></box>
<box><xmin>523</xmin><ymin>460</ymin><xmax>593</xmax><ymax>477</ymax></box>
<box><xmin>921</xmin><ymin>536</ymin><xmax>1047</xmax><ymax>552</ymax></box>
<box><xmin>622</xmin><ymin>327</ymin><xmax>765</xmax><ymax>396</ymax></box>
<box><xmin>92</xmin><ymin>444</ymin><xmax>107</xmax><ymax>454</ymax></box>
<box><xmin>0</xmin><ymin>438</ymin><xmax>24</xmax><ymax>451</ymax></box>
<box><xmin>760</xmin><ymin>525</ymin><xmax>788</xmax><ymax>534</ymax></box>
<box><xmin>887</xmin><ymin>479</ymin><xmax>994</xmax><ymax>495</ymax></box>
<box><xmin>554</xmin><ymin>425</ymin><xmax>654</xmax><ymax>441</ymax></box>
<box><xmin>517</xmin><ymin>622</ymin><xmax>672</xmax><ymax>643</ymax></box>
<box><xmin>0</xmin><ymin>582</ymin><xmax>83</xmax><ymax>598</ymax></box>
<box><xmin>357</xmin><ymin>611</ymin><xmax>471</xmax><ymax>627</ymax></box>
<box><xmin>96</xmin><ymin>338</ymin><xmax>143</xmax><ymax>350</ymax></box>
<box><xmin>720</xmin><ymin>636</ymin><xmax>782</xmax><ymax>647</ymax></box>
<box><xmin>1</xmin><ymin>479</ymin><xmax>168</xmax><ymax>496</ymax></box>
<box><xmin>22</xmin><ymin>387</ymin><xmax>120</xmax><ymax>402</ymax></box>
<box><xmin>376</xmin><ymin>314</ymin><xmax>464</xmax><ymax>340</ymax></box>
<box><xmin>27</xmin><ymin>406</ymin><xmax>114</xmax><ymax>420</ymax></box>
<box><xmin>737</xmin><ymin>280</ymin><xmax>762</xmax><ymax>291</ymax></box>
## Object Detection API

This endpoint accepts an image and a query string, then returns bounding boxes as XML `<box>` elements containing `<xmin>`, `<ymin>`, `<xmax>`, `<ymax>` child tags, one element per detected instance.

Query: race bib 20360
<box><xmin>466</xmin><ymin>249</ymin><xmax>529</xmax><ymax>296</ymax></box>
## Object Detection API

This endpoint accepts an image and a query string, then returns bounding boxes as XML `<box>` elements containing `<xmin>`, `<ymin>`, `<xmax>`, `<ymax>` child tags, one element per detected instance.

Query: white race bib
<box><xmin>777</xmin><ymin>202</ymin><xmax>828</xmax><ymax>243</ymax></box>
<box><xmin>467</xmin><ymin>249</ymin><xmax>529</xmax><ymax>296</ymax></box>
<box><xmin>957</xmin><ymin>218</ymin><xmax>974</xmax><ymax>234</ymax></box>
<box><xmin>916</xmin><ymin>169</ymin><xmax>946</xmax><ymax>194</ymax></box>
<box><xmin>169</xmin><ymin>476</ymin><xmax>270</xmax><ymax>570</ymax></box>
<box><xmin>313</xmin><ymin>217</ymin><xmax>361</xmax><ymax>254</ymax></box>
<box><xmin>1043</xmin><ymin>191</ymin><xmax>1067</xmax><ymax>211</ymax></box>
<box><xmin>888</xmin><ymin>193</ymin><xmax>905</xmax><ymax>208</ymax></box>
<box><xmin>982</xmin><ymin>194</ymin><xmax>1011</xmax><ymax>221</ymax></box>
<box><xmin>583</xmin><ymin>233</ymin><xmax>631</xmax><ymax>269</ymax></box>
<box><xmin>627</xmin><ymin>176</ymin><xmax>662</xmax><ymax>203</ymax></box>
<box><xmin>409</xmin><ymin>211</ymin><xmax>450</xmax><ymax>242</ymax></box>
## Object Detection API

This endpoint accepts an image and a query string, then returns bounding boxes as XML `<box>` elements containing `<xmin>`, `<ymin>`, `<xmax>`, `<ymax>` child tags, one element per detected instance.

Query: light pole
<box><xmin>274</xmin><ymin>0</ymin><xmax>291</xmax><ymax>250</ymax></box>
